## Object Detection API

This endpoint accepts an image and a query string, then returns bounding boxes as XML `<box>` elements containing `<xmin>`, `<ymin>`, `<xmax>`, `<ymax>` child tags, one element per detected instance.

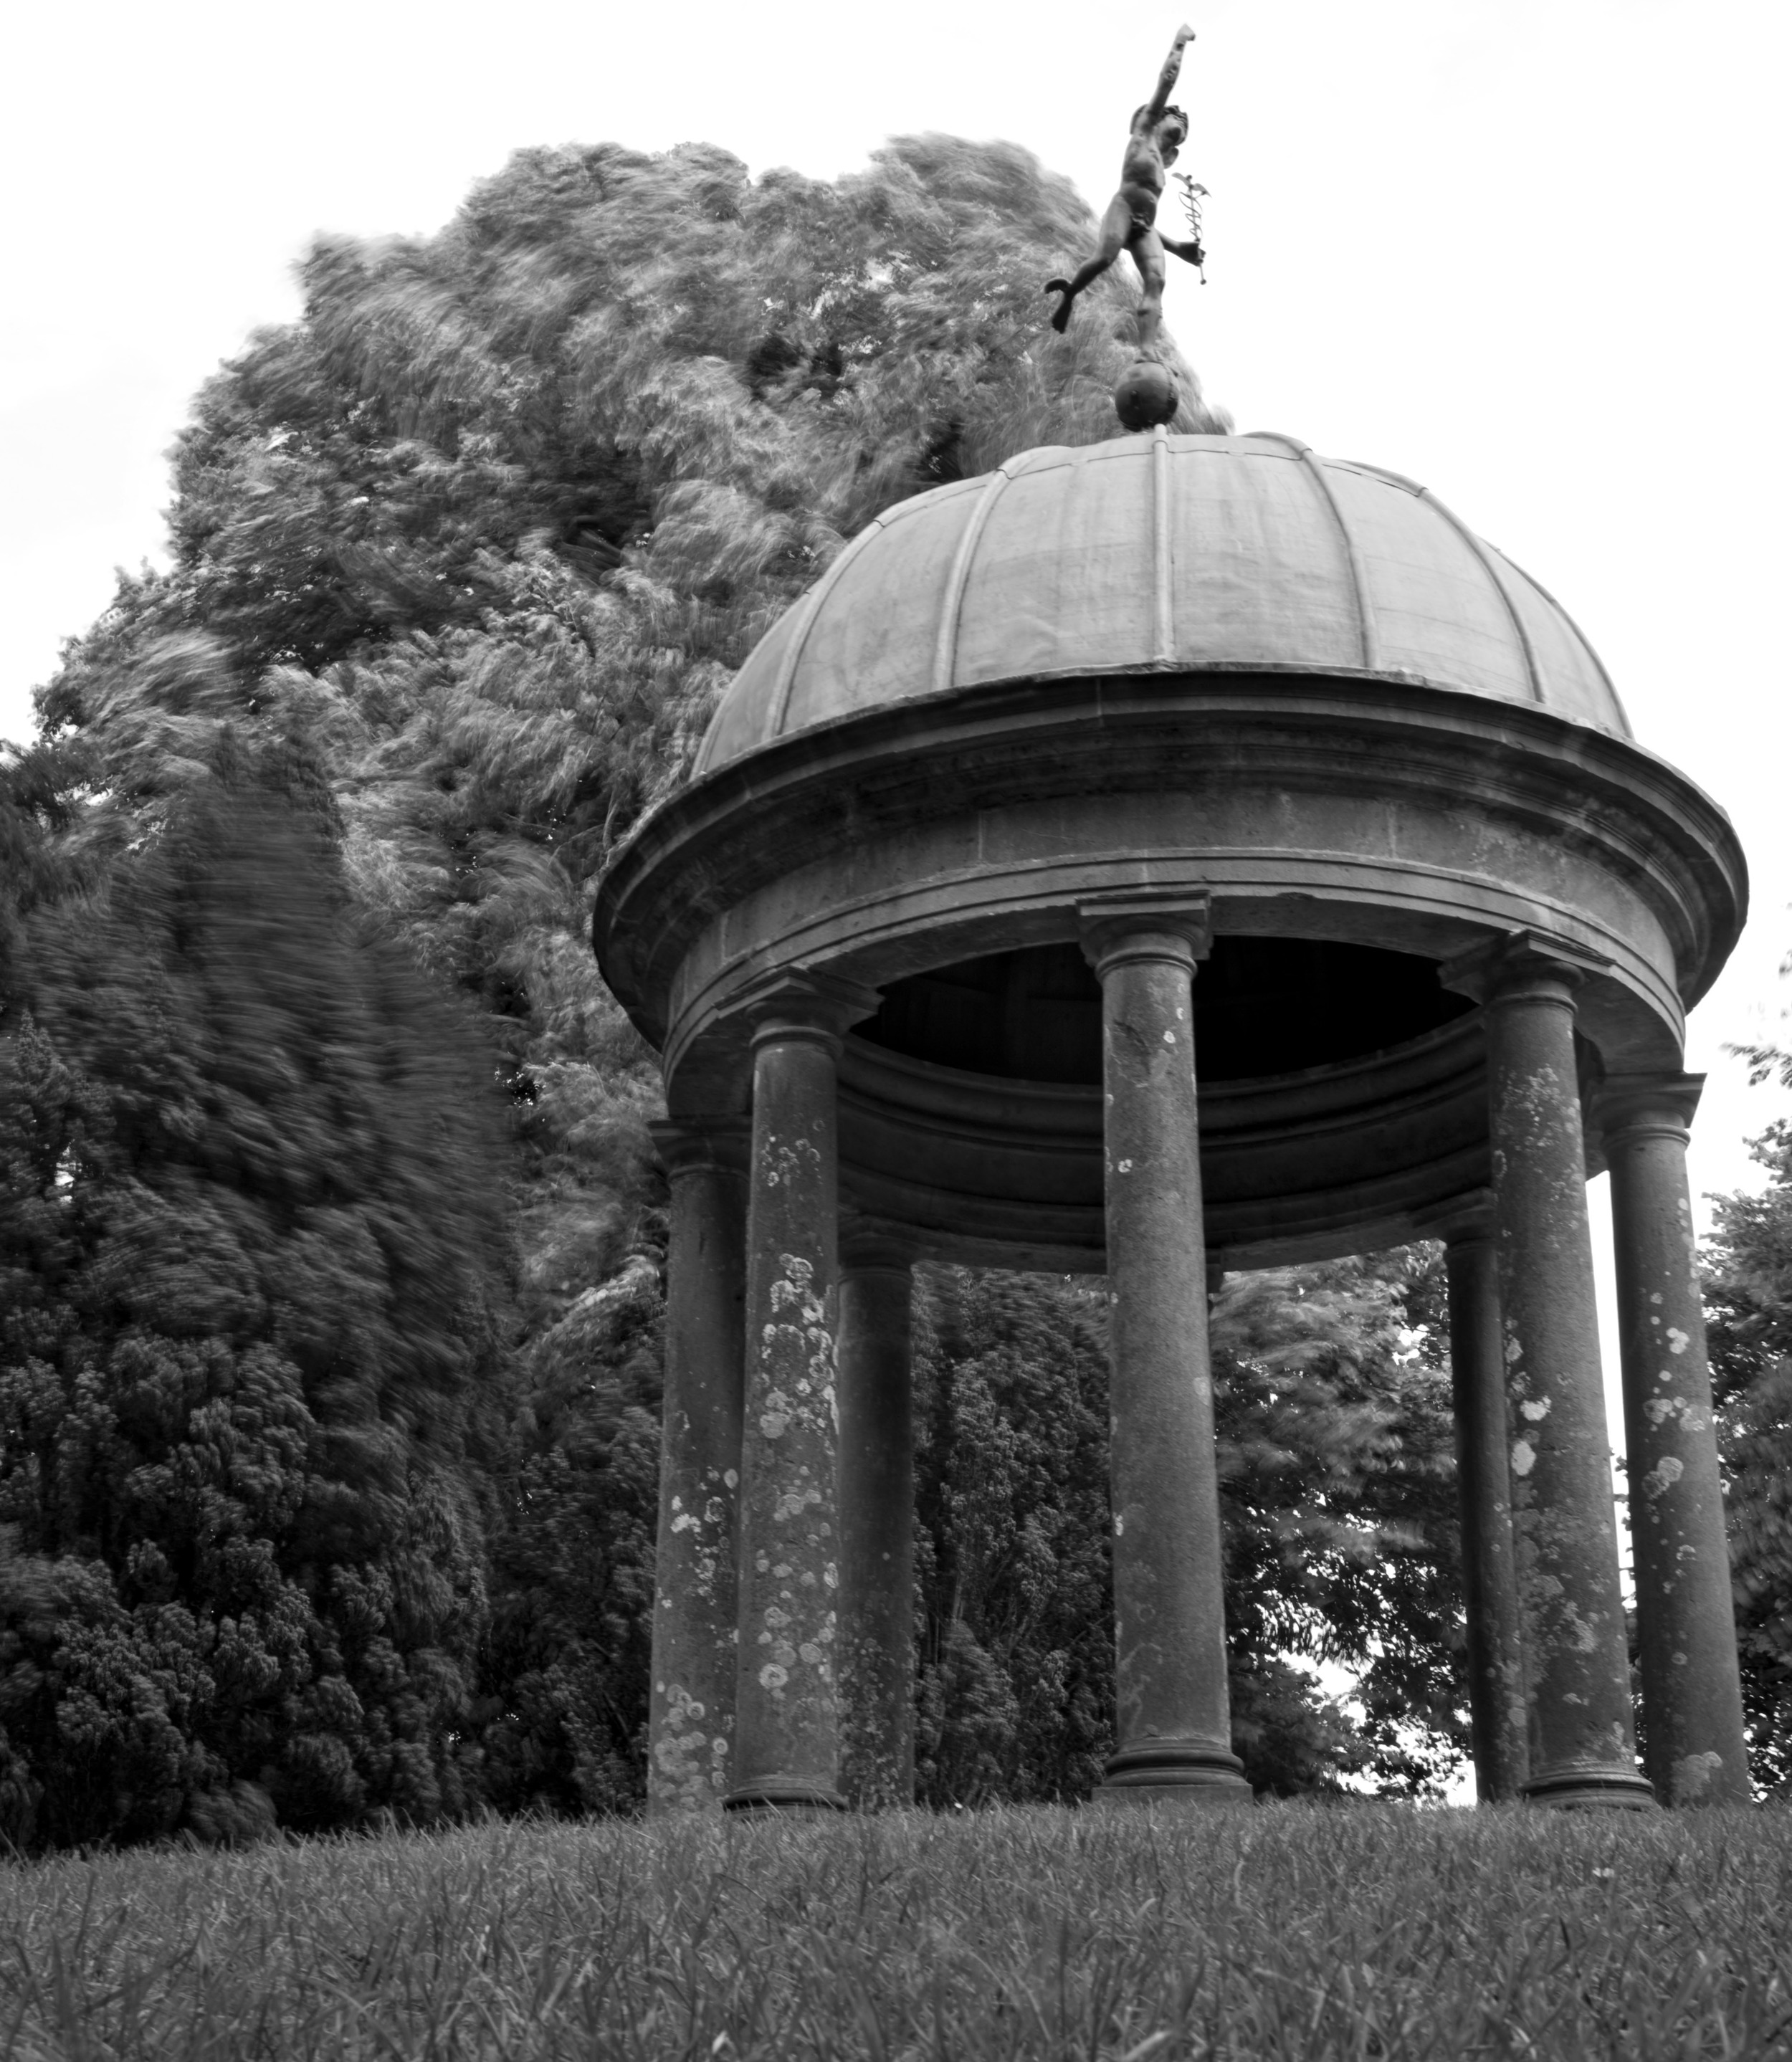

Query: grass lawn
<box><xmin>2</xmin><ymin>1802</ymin><xmax>1788</xmax><ymax>2059</ymax></box>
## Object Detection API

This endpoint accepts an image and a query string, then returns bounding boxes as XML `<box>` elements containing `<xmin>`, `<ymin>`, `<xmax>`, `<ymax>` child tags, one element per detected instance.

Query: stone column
<box><xmin>837</xmin><ymin>1228</ymin><xmax>917</xmax><ymax>1810</ymax></box>
<box><xmin>1081</xmin><ymin>896</ymin><xmax>1249</xmax><ymax>1805</ymax></box>
<box><xmin>1441</xmin><ymin>1211</ymin><xmax>1527</xmax><ymax>1803</ymax></box>
<box><xmin>1451</xmin><ymin>934</ymin><xmax>1653</xmax><ymax>1808</ymax></box>
<box><xmin>726</xmin><ymin>975</ymin><xmax>877</xmax><ymax>1813</ymax></box>
<box><xmin>645</xmin><ymin>1119</ymin><xmax>747</xmax><ymax>1815</ymax></box>
<box><xmin>1597</xmin><ymin>1074</ymin><xmax>1751</xmax><ymax>1806</ymax></box>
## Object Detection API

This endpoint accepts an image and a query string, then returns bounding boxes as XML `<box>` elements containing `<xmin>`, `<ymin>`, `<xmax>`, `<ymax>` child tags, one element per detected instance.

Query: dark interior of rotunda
<box><xmin>859</xmin><ymin>937</ymin><xmax>1478</xmax><ymax>1084</ymax></box>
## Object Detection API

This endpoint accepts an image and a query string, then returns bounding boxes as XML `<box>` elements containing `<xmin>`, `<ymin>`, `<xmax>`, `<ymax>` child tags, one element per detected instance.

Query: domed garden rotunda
<box><xmin>593</xmin><ymin>428</ymin><xmax>1751</xmax><ymax>1815</ymax></box>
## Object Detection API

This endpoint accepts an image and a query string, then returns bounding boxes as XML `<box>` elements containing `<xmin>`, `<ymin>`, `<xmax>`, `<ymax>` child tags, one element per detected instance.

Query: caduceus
<box><xmin>1044</xmin><ymin>24</ymin><xmax>1207</xmax><ymax>350</ymax></box>
<box><xmin>1173</xmin><ymin>173</ymin><xmax>1209</xmax><ymax>285</ymax></box>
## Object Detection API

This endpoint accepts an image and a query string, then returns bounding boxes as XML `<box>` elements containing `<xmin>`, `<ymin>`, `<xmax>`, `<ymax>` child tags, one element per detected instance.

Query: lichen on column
<box><xmin>1598</xmin><ymin>1074</ymin><xmax>1751</xmax><ymax>1805</ymax></box>
<box><xmin>1441</xmin><ymin>1212</ymin><xmax>1528</xmax><ymax>1802</ymax></box>
<box><xmin>837</xmin><ymin>1231</ymin><xmax>918</xmax><ymax>1809</ymax></box>
<box><xmin>725</xmin><ymin>975</ymin><xmax>877</xmax><ymax>1813</ymax></box>
<box><xmin>645</xmin><ymin>1119</ymin><xmax>746</xmax><ymax>1815</ymax></box>
<box><xmin>1448</xmin><ymin>932</ymin><xmax>1654</xmax><ymax>1810</ymax></box>
<box><xmin>1080</xmin><ymin>893</ymin><xmax>1249</xmax><ymax>1806</ymax></box>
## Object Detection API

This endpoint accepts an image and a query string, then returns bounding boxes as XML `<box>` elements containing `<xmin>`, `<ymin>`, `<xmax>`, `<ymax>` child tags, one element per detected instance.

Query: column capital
<box><xmin>1417</xmin><ymin>1188</ymin><xmax>1496</xmax><ymax>1249</ymax></box>
<box><xmin>1078</xmin><ymin>890</ymin><xmax>1212</xmax><ymax>978</ymax></box>
<box><xmin>839</xmin><ymin>1220</ymin><xmax>918</xmax><ymax>1275</ymax></box>
<box><xmin>649</xmin><ymin>1115</ymin><xmax>749</xmax><ymax>1180</ymax></box>
<box><xmin>1593</xmin><ymin>1071</ymin><xmax>1705</xmax><ymax>1145</ymax></box>
<box><xmin>722</xmin><ymin>968</ymin><xmax>882</xmax><ymax>1053</ymax></box>
<box><xmin>1439</xmin><ymin>929</ymin><xmax>1611</xmax><ymax>1007</ymax></box>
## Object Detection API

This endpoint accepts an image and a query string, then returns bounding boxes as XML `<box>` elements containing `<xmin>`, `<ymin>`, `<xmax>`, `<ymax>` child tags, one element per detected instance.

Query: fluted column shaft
<box><xmin>1444</xmin><ymin>1221</ymin><xmax>1527</xmax><ymax>1802</ymax></box>
<box><xmin>1083</xmin><ymin>901</ymin><xmax>1247</xmax><ymax>1804</ymax></box>
<box><xmin>727</xmin><ymin>999</ymin><xmax>853</xmax><ymax>1813</ymax></box>
<box><xmin>1477</xmin><ymin>942</ymin><xmax>1652</xmax><ymax>1808</ymax></box>
<box><xmin>837</xmin><ymin>1235</ymin><xmax>917</xmax><ymax>1809</ymax></box>
<box><xmin>1601</xmin><ymin>1077</ymin><xmax>1751</xmax><ymax>1805</ymax></box>
<box><xmin>646</xmin><ymin>1120</ymin><xmax>747</xmax><ymax>1814</ymax></box>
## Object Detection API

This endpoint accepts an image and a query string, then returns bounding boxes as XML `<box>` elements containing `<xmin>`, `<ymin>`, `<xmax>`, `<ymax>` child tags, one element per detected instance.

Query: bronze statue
<box><xmin>1047</xmin><ymin>24</ymin><xmax>1204</xmax><ymax>349</ymax></box>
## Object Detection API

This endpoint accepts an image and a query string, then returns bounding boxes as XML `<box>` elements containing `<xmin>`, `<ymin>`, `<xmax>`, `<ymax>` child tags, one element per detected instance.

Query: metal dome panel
<box><xmin>695</xmin><ymin>431</ymin><xmax>1631</xmax><ymax>773</ymax></box>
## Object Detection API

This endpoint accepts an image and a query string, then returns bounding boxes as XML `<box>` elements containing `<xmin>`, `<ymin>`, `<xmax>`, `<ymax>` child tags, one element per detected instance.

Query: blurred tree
<box><xmin>0</xmin><ymin>638</ymin><xmax>507</xmax><ymax>1848</ymax></box>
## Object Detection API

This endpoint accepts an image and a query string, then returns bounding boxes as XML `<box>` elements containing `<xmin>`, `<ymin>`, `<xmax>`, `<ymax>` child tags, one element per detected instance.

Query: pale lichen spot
<box><xmin>1115</xmin><ymin>1514</ymin><xmax>1125</xmax><ymax>1537</ymax></box>
<box><xmin>1505</xmin><ymin>1337</ymin><xmax>1523</xmax><ymax>1365</ymax></box>
<box><xmin>1672</xmin><ymin>1750</ymin><xmax>1723</xmax><ymax>1800</ymax></box>
<box><xmin>1641</xmin><ymin>1454</ymin><xmax>1684</xmax><ymax>1499</ymax></box>
<box><xmin>1519</xmin><ymin>1398</ymin><xmax>1551</xmax><ymax>1422</ymax></box>
<box><xmin>1512</xmin><ymin>1439</ymin><xmax>1536</xmax><ymax>1477</ymax></box>
<box><xmin>1666</xmin><ymin>1327</ymin><xmax>1689</xmax><ymax>1355</ymax></box>
<box><xmin>1161</xmin><ymin>1029</ymin><xmax>1176</xmax><ymax>1044</ymax></box>
<box><xmin>759</xmin><ymin>1663</ymin><xmax>788</xmax><ymax>1691</ymax></box>
<box><xmin>1117</xmin><ymin>1159</ymin><xmax>1133</xmax><ymax>1174</ymax></box>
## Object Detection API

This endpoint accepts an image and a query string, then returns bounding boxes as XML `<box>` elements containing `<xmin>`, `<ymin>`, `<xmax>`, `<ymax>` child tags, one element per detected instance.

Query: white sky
<box><xmin>6</xmin><ymin>0</ymin><xmax>1790</xmax><ymax>1482</ymax></box>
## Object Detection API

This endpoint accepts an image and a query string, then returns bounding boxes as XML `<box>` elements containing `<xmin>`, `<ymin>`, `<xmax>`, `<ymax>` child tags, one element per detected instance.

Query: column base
<box><xmin>1523</xmin><ymin>1761</ymin><xmax>1657</xmax><ymax>1810</ymax></box>
<box><xmin>723</xmin><ymin>1775</ymin><xmax>849</xmax><ymax>1815</ymax></box>
<box><xmin>1094</xmin><ymin>1741</ymin><xmax>1252</xmax><ymax>1808</ymax></box>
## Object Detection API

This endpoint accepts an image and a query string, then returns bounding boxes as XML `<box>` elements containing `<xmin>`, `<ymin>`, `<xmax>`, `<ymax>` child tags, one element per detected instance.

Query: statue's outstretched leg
<box><xmin>1134</xmin><ymin>229</ymin><xmax>1168</xmax><ymax>353</ymax></box>
<box><xmin>1047</xmin><ymin>195</ymin><xmax>1134</xmax><ymax>333</ymax></box>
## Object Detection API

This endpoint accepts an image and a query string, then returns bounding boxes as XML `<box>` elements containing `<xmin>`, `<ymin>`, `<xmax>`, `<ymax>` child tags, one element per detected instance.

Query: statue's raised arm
<box><xmin>1143</xmin><ymin>24</ymin><xmax>1197</xmax><ymax>129</ymax></box>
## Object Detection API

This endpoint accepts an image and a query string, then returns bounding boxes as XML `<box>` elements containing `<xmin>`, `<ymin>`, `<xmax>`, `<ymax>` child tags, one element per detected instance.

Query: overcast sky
<box><xmin>7</xmin><ymin>0</ymin><xmax>1789</xmax><ymax>1231</ymax></box>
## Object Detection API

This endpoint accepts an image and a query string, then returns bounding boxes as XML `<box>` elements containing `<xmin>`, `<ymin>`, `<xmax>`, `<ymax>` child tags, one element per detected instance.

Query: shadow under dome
<box><xmin>857</xmin><ymin>937</ymin><xmax>1477</xmax><ymax>1088</ymax></box>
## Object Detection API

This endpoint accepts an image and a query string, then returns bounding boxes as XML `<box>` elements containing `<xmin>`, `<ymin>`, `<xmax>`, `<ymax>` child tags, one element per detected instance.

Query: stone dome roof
<box><xmin>696</xmin><ymin>430</ymin><xmax>1629</xmax><ymax>773</ymax></box>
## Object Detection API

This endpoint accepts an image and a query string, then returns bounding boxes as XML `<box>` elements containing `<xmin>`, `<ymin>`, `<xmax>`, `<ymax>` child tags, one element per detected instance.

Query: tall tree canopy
<box><xmin>2</xmin><ymin>133</ymin><xmax>1475</xmax><ymax>1839</ymax></box>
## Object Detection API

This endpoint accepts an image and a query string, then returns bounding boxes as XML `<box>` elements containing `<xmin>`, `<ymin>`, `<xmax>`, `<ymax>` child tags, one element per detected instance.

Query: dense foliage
<box><xmin>1702</xmin><ymin>1034</ymin><xmax>1792</xmax><ymax>1793</ymax></box>
<box><xmin>911</xmin><ymin>1255</ymin><xmax>1464</xmax><ymax>1806</ymax></box>
<box><xmin>0</xmin><ymin>641</ymin><xmax>505</xmax><ymax>1846</ymax></box>
<box><xmin>0</xmin><ymin>133</ymin><xmax>1474</xmax><ymax>1843</ymax></box>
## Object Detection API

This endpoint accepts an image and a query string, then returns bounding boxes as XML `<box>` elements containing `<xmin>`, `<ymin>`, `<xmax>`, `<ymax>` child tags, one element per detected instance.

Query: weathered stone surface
<box><xmin>1083</xmin><ymin>899</ymin><xmax>1248</xmax><ymax>1805</ymax></box>
<box><xmin>695</xmin><ymin>434</ymin><xmax>1630</xmax><ymax>776</ymax></box>
<box><xmin>1598</xmin><ymin>1076</ymin><xmax>1752</xmax><ymax>1806</ymax></box>
<box><xmin>1442</xmin><ymin>1213</ymin><xmax>1527</xmax><ymax>1803</ymax></box>
<box><xmin>837</xmin><ymin>1235</ymin><xmax>917</xmax><ymax>1809</ymax></box>
<box><xmin>1462</xmin><ymin>940</ymin><xmax>1654</xmax><ymax>1809</ymax></box>
<box><xmin>727</xmin><ymin>1001</ymin><xmax>854</xmax><ymax>1813</ymax></box>
<box><xmin>646</xmin><ymin>1121</ymin><xmax>746</xmax><ymax>1815</ymax></box>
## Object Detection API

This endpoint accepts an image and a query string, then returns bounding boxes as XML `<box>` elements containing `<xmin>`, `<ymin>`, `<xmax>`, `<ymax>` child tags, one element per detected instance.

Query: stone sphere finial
<box><xmin>1114</xmin><ymin>356</ymin><xmax>1180</xmax><ymax>431</ymax></box>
